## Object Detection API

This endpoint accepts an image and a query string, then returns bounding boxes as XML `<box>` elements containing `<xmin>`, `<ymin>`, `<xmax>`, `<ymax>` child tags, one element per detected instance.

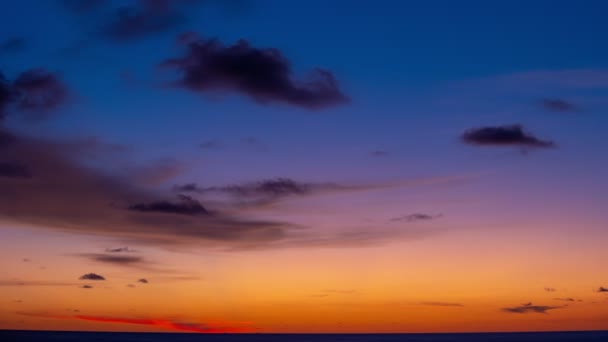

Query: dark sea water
<box><xmin>2</xmin><ymin>331</ymin><xmax>608</xmax><ymax>342</ymax></box>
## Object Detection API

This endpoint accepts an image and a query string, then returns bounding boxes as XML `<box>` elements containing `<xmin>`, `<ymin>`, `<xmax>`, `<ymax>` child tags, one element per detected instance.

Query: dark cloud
<box><xmin>0</xmin><ymin>69</ymin><xmax>69</xmax><ymax>121</ymax></box>
<box><xmin>79</xmin><ymin>273</ymin><xmax>106</xmax><ymax>281</ymax></box>
<box><xmin>137</xmin><ymin>278</ymin><xmax>149</xmax><ymax>284</ymax></box>
<box><xmin>541</xmin><ymin>98</ymin><xmax>579</xmax><ymax>113</ymax></box>
<box><xmin>390</xmin><ymin>213</ymin><xmax>441</xmax><ymax>223</ymax></box>
<box><xmin>0</xmin><ymin>37</ymin><xmax>27</xmax><ymax>53</ymax></box>
<box><xmin>79</xmin><ymin>253</ymin><xmax>145</xmax><ymax>266</ymax></box>
<box><xmin>0</xmin><ymin>162</ymin><xmax>31</xmax><ymax>179</ymax></box>
<box><xmin>544</xmin><ymin>287</ymin><xmax>556</xmax><ymax>292</ymax></box>
<box><xmin>597</xmin><ymin>287</ymin><xmax>608</xmax><ymax>293</ymax></box>
<box><xmin>553</xmin><ymin>298</ymin><xmax>575</xmax><ymax>302</ymax></box>
<box><xmin>81</xmin><ymin>285</ymin><xmax>93</xmax><ymax>289</ymax></box>
<box><xmin>462</xmin><ymin>125</ymin><xmax>555</xmax><ymax>148</ymax></box>
<box><xmin>501</xmin><ymin>302</ymin><xmax>564</xmax><ymax>314</ymax></box>
<box><xmin>419</xmin><ymin>302</ymin><xmax>464</xmax><ymax>307</ymax></box>
<box><xmin>161</xmin><ymin>35</ymin><xmax>349</xmax><ymax>109</ymax></box>
<box><xmin>105</xmin><ymin>247</ymin><xmax>136</xmax><ymax>253</ymax></box>
<box><xmin>128</xmin><ymin>194</ymin><xmax>209</xmax><ymax>215</ymax></box>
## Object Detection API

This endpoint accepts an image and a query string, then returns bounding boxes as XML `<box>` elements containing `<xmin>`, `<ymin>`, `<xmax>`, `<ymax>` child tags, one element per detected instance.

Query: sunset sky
<box><xmin>1</xmin><ymin>0</ymin><xmax>608</xmax><ymax>334</ymax></box>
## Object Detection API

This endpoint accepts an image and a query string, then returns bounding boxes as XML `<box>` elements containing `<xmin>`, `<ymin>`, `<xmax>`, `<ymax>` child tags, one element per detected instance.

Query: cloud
<box><xmin>541</xmin><ymin>98</ymin><xmax>579</xmax><ymax>113</ymax></box>
<box><xmin>544</xmin><ymin>287</ymin><xmax>556</xmax><ymax>292</ymax></box>
<box><xmin>0</xmin><ymin>69</ymin><xmax>69</xmax><ymax>120</ymax></box>
<box><xmin>597</xmin><ymin>287</ymin><xmax>608</xmax><ymax>293</ymax></box>
<box><xmin>137</xmin><ymin>278</ymin><xmax>148</xmax><ymax>284</ymax></box>
<box><xmin>553</xmin><ymin>298</ymin><xmax>575</xmax><ymax>302</ymax></box>
<box><xmin>78</xmin><ymin>253</ymin><xmax>145</xmax><ymax>266</ymax></box>
<box><xmin>462</xmin><ymin>125</ymin><xmax>555</xmax><ymax>148</ymax></box>
<box><xmin>419</xmin><ymin>302</ymin><xmax>464</xmax><ymax>307</ymax></box>
<box><xmin>161</xmin><ymin>35</ymin><xmax>349</xmax><ymax>109</ymax></box>
<box><xmin>81</xmin><ymin>285</ymin><xmax>93</xmax><ymax>289</ymax></box>
<box><xmin>370</xmin><ymin>150</ymin><xmax>389</xmax><ymax>157</ymax></box>
<box><xmin>390</xmin><ymin>213</ymin><xmax>442</xmax><ymax>223</ymax></box>
<box><xmin>0</xmin><ymin>37</ymin><xmax>26</xmax><ymax>53</ymax></box>
<box><xmin>17</xmin><ymin>311</ymin><xmax>252</xmax><ymax>333</ymax></box>
<box><xmin>79</xmin><ymin>273</ymin><xmax>106</xmax><ymax>281</ymax></box>
<box><xmin>105</xmin><ymin>247</ymin><xmax>136</xmax><ymax>253</ymax></box>
<box><xmin>0</xmin><ymin>280</ymin><xmax>78</xmax><ymax>287</ymax></box>
<box><xmin>501</xmin><ymin>302</ymin><xmax>564</xmax><ymax>314</ymax></box>
<box><xmin>128</xmin><ymin>195</ymin><xmax>209</xmax><ymax>215</ymax></box>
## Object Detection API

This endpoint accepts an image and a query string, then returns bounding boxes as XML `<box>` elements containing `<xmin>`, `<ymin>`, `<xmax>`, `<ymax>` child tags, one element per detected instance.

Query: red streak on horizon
<box><xmin>74</xmin><ymin>315</ymin><xmax>250</xmax><ymax>333</ymax></box>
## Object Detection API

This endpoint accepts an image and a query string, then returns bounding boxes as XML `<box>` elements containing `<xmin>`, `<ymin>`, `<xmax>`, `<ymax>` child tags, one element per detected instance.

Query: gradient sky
<box><xmin>1</xmin><ymin>0</ymin><xmax>608</xmax><ymax>334</ymax></box>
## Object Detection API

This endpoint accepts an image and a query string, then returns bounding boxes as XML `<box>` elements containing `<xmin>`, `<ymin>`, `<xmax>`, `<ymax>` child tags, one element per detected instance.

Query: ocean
<box><xmin>2</xmin><ymin>331</ymin><xmax>608</xmax><ymax>342</ymax></box>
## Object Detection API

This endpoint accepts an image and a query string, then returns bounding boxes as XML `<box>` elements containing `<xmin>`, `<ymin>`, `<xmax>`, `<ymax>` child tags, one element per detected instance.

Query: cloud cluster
<box><xmin>462</xmin><ymin>125</ymin><xmax>555</xmax><ymax>148</ymax></box>
<box><xmin>161</xmin><ymin>35</ymin><xmax>349</xmax><ymax>109</ymax></box>
<box><xmin>0</xmin><ymin>69</ymin><xmax>68</xmax><ymax>121</ymax></box>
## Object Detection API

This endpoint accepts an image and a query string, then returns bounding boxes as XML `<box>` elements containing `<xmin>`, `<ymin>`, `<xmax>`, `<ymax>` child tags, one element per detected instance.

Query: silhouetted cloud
<box><xmin>553</xmin><ymin>298</ymin><xmax>575</xmax><ymax>302</ymax></box>
<box><xmin>81</xmin><ymin>285</ymin><xmax>93</xmax><ymax>289</ymax></box>
<box><xmin>128</xmin><ymin>195</ymin><xmax>209</xmax><ymax>215</ymax></box>
<box><xmin>541</xmin><ymin>98</ymin><xmax>579</xmax><ymax>113</ymax></box>
<box><xmin>390</xmin><ymin>213</ymin><xmax>442</xmax><ymax>223</ymax></box>
<box><xmin>420</xmin><ymin>302</ymin><xmax>464</xmax><ymax>307</ymax></box>
<box><xmin>137</xmin><ymin>278</ymin><xmax>148</xmax><ymax>284</ymax></box>
<box><xmin>78</xmin><ymin>253</ymin><xmax>145</xmax><ymax>266</ymax></box>
<box><xmin>0</xmin><ymin>37</ymin><xmax>26</xmax><ymax>53</ymax></box>
<box><xmin>161</xmin><ymin>35</ymin><xmax>349</xmax><ymax>109</ymax></box>
<box><xmin>597</xmin><ymin>287</ymin><xmax>608</xmax><ymax>293</ymax></box>
<box><xmin>79</xmin><ymin>273</ymin><xmax>105</xmax><ymax>281</ymax></box>
<box><xmin>544</xmin><ymin>287</ymin><xmax>556</xmax><ymax>292</ymax></box>
<box><xmin>501</xmin><ymin>302</ymin><xmax>564</xmax><ymax>314</ymax></box>
<box><xmin>0</xmin><ymin>69</ymin><xmax>69</xmax><ymax>121</ymax></box>
<box><xmin>0</xmin><ymin>162</ymin><xmax>31</xmax><ymax>178</ymax></box>
<box><xmin>462</xmin><ymin>125</ymin><xmax>555</xmax><ymax>148</ymax></box>
<box><xmin>105</xmin><ymin>247</ymin><xmax>136</xmax><ymax>253</ymax></box>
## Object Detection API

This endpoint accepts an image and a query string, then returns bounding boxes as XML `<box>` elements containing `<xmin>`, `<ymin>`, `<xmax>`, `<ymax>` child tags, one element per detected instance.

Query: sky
<box><xmin>1</xmin><ymin>0</ymin><xmax>608</xmax><ymax>334</ymax></box>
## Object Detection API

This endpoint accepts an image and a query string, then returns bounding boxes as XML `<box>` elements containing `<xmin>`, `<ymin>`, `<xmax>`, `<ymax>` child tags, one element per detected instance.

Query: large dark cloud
<box><xmin>501</xmin><ymin>302</ymin><xmax>564</xmax><ymax>314</ymax></box>
<box><xmin>462</xmin><ymin>124</ymin><xmax>555</xmax><ymax>148</ymax></box>
<box><xmin>161</xmin><ymin>35</ymin><xmax>349</xmax><ymax>109</ymax></box>
<box><xmin>0</xmin><ymin>69</ymin><xmax>68</xmax><ymax>121</ymax></box>
<box><xmin>541</xmin><ymin>98</ymin><xmax>579</xmax><ymax>113</ymax></box>
<box><xmin>79</xmin><ymin>273</ymin><xmax>106</xmax><ymax>281</ymax></box>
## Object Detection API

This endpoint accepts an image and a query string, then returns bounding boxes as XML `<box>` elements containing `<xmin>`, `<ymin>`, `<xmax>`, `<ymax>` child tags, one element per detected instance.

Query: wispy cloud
<box><xmin>390</xmin><ymin>213</ymin><xmax>442</xmax><ymax>223</ymax></box>
<box><xmin>540</xmin><ymin>98</ymin><xmax>579</xmax><ymax>113</ymax></box>
<box><xmin>419</xmin><ymin>302</ymin><xmax>464</xmax><ymax>307</ymax></box>
<box><xmin>501</xmin><ymin>302</ymin><xmax>564</xmax><ymax>314</ymax></box>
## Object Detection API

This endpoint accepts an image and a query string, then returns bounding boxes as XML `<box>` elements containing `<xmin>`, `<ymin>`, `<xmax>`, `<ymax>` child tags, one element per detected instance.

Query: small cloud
<box><xmin>81</xmin><ymin>285</ymin><xmax>93</xmax><ymax>289</ymax></box>
<box><xmin>127</xmin><ymin>284</ymin><xmax>135</xmax><ymax>288</ymax></box>
<box><xmin>22</xmin><ymin>258</ymin><xmax>31</xmax><ymax>262</ymax></box>
<box><xmin>462</xmin><ymin>125</ymin><xmax>555</xmax><ymax>148</ymax></box>
<box><xmin>390</xmin><ymin>213</ymin><xmax>442</xmax><ymax>223</ymax></box>
<box><xmin>0</xmin><ymin>37</ymin><xmax>27</xmax><ymax>53</ymax></box>
<box><xmin>128</xmin><ymin>195</ymin><xmax>209</xmax><ymax>216</ymax></box>
<box><xmin>137</xmin><ymin>278</ymin><xmax>148</xmax><ymax>284</ymax></box>
<box><xmin>541</xmin><ymin>98</ymin><xmax>579</xmax><ymax>113</ymax></box>
<box><xmin>105</xmin><ymin>247</ymin><xmax>136</xmax><ymax>253</ymax></box>
<box><xmin>501</xmin><ymin>302</ymin><xmax>564</xmax><ymax>314</ymax></box>
<box><xmin>419</xmin><ymin>302</ymin><xmax>464</xmax><ymax>307</ymax></box>
<box><xmin>544</xmin><ymin>287</ymin><xmax>556</xmax><ymax>292</ymax></box>
<box><xmin>597</xmin><ymin>287</ymin><xmax>608</xmax><ymax>293</ymax></box>
<box><xmin>79</xmin><ymin>273</ymin><xmax>105</xmax><ymax>281</ymax></box>
<box><xmin>78</xmin><ymin>254</ymin><xmax>144</xmax><ymax>266</ymax></box>
<box><xmin>553</xmin><ymin>298</ymin><xmax>575</xmax><ymax>302</ymax></box>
